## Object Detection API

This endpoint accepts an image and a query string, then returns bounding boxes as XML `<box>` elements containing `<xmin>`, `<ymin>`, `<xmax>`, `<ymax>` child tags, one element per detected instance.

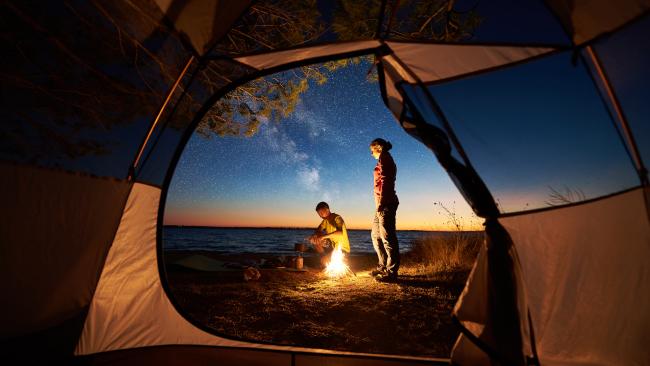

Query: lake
<box><xmin>163</xmin><ymin>226</ymin><xmax>461</xmax><ymax>254</ymax></box>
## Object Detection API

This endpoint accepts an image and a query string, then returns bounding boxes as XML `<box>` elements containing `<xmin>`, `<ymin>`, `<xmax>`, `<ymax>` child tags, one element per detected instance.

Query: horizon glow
<box><xmin>164</xmin><ymin>59</ymin><xmax>480</xmax><ymax>231</ymax></box>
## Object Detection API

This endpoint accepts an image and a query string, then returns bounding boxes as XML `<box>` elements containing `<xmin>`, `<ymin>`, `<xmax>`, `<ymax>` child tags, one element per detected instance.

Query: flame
<box><xmin>324</xmin><ymin>246</ymin><xmax>351</xmax><ymax>278</ymax></box>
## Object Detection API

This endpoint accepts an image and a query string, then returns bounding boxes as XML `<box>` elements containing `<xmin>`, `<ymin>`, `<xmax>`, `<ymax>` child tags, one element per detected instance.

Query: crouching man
<box><xmin>308</xmin><ymin>201</ymin><xmax>350</xmax><ymax>268</ymax></box>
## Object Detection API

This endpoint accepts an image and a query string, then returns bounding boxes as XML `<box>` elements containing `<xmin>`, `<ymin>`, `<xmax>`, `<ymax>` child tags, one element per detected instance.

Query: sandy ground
<box><xmin>164</xmin><ymin>251</ymin><xmax>470</xmax><ymax>358</ymax></box>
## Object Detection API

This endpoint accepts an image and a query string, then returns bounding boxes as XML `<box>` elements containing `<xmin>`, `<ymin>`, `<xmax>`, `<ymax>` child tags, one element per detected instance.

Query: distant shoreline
<box><xmin>163</xmin><ymin>225</ymin><xmax>483</xmax><ymax>233</ymax></box>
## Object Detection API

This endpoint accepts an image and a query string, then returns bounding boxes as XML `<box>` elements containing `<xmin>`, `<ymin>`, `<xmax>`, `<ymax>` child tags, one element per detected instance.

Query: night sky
<box><xmin>163</xmin><ymin>23</ymin><xmax>648</xmax><ymax>230</ymax></box>
<box><xmin>164</xmin><ymin>59</ymin><xmax>477</xmax><ymax>230</ymax></box>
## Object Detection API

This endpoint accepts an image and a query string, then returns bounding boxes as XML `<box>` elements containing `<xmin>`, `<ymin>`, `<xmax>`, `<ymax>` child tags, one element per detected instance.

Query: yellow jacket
<box><xmin>316</xmin><ymin>213</ymin><xmax>350</xmax><ymax>253</ymax></box>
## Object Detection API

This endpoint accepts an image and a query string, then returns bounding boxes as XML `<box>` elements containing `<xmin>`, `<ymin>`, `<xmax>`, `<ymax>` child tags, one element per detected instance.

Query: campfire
<box><xmin>324</xmin><ymin>246</ymin><xmax>354</xmax><ymax>278</ymax></box>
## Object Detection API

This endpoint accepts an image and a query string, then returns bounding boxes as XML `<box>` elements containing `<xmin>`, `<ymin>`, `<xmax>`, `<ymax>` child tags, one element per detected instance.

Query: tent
<box><xmin>1</xmin><ymin>1</ymin><xmax>648</xmax><ymax>364</ymax></box>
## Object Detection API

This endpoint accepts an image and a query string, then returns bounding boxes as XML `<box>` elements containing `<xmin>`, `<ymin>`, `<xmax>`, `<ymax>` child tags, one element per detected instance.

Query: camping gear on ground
<box><xmin>173</xmin><ymin>255</ymin><xmax>231</xmax><ymax>272</ymax></box>
<box><xmin>243</xmin><ymin>267</ymin><xmax>261</xmax><ymax>281</ymax></box>
<box><xmin>287</xmin><ymin>256</ymin><xmax>304</xmax><ymax>270</ymax></box>
<box><xmin>293</xmin><ymin>242</ymin><xmax>308</xmax><ymax>269</ymax></box>
<box><xmin>295</xmin><ymin>256</ymin><xmax>303</xmax><ymax>270</ymax></box>
<box><xmin>260</xmin><ymin>257</ymin><xmax>284</xmax><ymax>269</ymax></box>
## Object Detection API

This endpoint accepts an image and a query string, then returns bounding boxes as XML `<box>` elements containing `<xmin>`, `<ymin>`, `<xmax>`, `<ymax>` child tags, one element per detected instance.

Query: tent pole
<box><xmin>128</xmin><ymin>55</ymin><xmax>195</xmax><ymax>181</ymax></box>
<box><xmin>585</xmin><ymin>45</ymin><xmax>648</xmax><ymax>186</ymax></box>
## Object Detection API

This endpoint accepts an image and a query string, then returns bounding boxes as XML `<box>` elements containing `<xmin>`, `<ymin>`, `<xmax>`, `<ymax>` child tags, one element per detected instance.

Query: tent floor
<box><xmin>72</xmin><ymin>345</ymin><xmax>450</xmax><ymax>366</ymax></box>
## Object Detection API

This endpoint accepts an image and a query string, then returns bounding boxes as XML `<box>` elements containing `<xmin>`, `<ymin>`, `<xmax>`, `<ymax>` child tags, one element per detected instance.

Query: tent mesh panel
<box><xmin>591</xmin><ymin>14</ymin><xmax>650</xmax><ymax>171</ymax></box>
<box><xmin>421</xmin><ymin>50</ymin><xmax>639</xmax><ymax>213</ymax></box>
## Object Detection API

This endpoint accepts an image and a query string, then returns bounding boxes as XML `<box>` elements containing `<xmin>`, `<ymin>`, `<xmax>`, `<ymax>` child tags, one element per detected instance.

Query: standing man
<box><xmin>369</xmin><ymin>138</ymin><xmax>400</xmax><ymax>282</ymax></box>
<box><xmin>308</xmin><ymin>202</ymin><xmax>350</xmax><ymax>268</ymax></box>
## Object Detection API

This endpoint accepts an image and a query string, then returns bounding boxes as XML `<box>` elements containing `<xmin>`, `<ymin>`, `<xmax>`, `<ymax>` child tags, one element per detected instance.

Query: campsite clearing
<box><xmin>165</xmin><ymin>251</ymin><xmax>470</xmax><ymax>357</ymax></box>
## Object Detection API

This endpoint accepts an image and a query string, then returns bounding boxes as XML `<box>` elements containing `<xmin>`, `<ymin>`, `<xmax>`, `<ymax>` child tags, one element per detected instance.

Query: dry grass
<box><xmin>402</xmin><ymin>231</ymin><xmax>483</xmax><ymax>276</ymax></box>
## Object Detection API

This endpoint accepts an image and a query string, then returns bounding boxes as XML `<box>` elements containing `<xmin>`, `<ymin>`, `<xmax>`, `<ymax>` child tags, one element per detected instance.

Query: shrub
<box><xmin>406</xmin><ymin>231</ymin><xmax>483</xmax><ymax>273</ymax></box>
<box><xmin>403</xmin><ymin>201</ymin><xmax>483</xmax><ymax>274</ymax></box>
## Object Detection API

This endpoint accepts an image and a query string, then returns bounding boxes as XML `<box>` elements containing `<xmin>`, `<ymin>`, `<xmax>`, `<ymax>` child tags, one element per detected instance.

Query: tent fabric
<box><xmin>0</xmin><ymin>1</ymin><xmax>191</xmax><ymax>179</ymax></box>
<box><xmin>0</xmin><ymin>162</ymin><xmax>132</xmax><ymax>341</ymax></box>
<box><xmin>79</xmin><ymin>345</ymin><xmax>292</xmax><ymax>366</ymax></box>
<box><xmin>234</xmin><ymin>40</ymin><xmax>381</xmax><ymax>70</ymax></box>
<box><xmin>386</xmin><ymin>42</ymin><xmax>557</xmax><ymax>84</ymax></box>
<box><xmin>498</xmin><ymin>187</ymin><xmax>650</xmax><ymax>365</ymax></box>
<box><xmin>589</xmin><ymin>14</ymin><xmax>650</xmax><ymax>176</ymax></box>
<box><xmin>450</xmin><ymin>334</ymin><xmax>490</xmax><ymax>365</ymax></box>
<box><xmin>75</xmin><ymin>183</ymin><xmax>240</xmax><ymax>354</ymax></box>
<box><xmin>380</xmin><ymin>55</ymin><xmax>408</xmax><ymax>119</ymax></box>
<box><xmin>153</xmin><ymin>0</ymin><xmax>252</xmax><ymax>56</ymax></box>
<box><xmin>3</xmin><ymin>0</ymin><xmax>648</xmax><ymax>180</ymax></box>
<box><xmin>546</xmin><ymin>0</ymin><xmax>650</xmax><ymax>45</ymax></box>
<box><xmin>75</xmin><ymin>182</ymin><xmax>448</xmax><ymax>365</ymax></box>
<box><xmin>380</xmin><ymin>52</ymin><xmax>423</xmax><ymax>122</ymax></box>
<box><xmin>451</xmin><ymin>220</ymin><xmax>531</xmax><ymax>365</ymax></box>
<box><xmin>450</xmin><ymin>244</ymin><xmax>507</xmax><ymax>365</ymax></box>
<box><xmin>417</xmin><ymin>48</ymin><xmax>642</xmax><ymax>214</ymax></box>
<box><xmin>1</xmin><ymin>306</ymin><xmax>89</xmax><ymax>362</ymax></box>
<box><xmin>234</xmin><ymin>40</ymin><xmax>557</xmax><ymax>84</ymax></box>
<box><xmin>1</xmin><ymin>1</ymin><xmax>649</xmax><ymax>364</ymax></box>
<box><xmin>394</xmin><ymin>82</ymin><xmax>501</xmax><ymax>219</ymax></box>
<box><xmin>451</xmin><ymin>188</ymin><xmax>650</xmax><ymax>365</ymax></box>
<box><xmin>75</xmin><ymin>345</ymin><xmax>449</xmax><ymax>366</ymax></box>
<box><xmin>378</xmin><ymin>42</ymin><xmax>557</xmax><ymax>158</ymax></box>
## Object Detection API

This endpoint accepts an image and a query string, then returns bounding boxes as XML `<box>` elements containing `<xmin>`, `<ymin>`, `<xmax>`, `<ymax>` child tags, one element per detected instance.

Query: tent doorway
<box><xmin>161</xmin><ymin>56</ymin><xmax>483</xmax><ymax>357</ymax></box>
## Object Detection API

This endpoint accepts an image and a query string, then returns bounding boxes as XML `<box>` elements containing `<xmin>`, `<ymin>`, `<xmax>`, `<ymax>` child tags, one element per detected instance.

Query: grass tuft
<box><xmin>403</xmin><ymin>231</ymin><xmax>482</xmax><ymax>275</ymax></box>
<box><xmin>402</xmin><ymin>201</ymin><xmax>483</xmax><ymax>277</ymax></box>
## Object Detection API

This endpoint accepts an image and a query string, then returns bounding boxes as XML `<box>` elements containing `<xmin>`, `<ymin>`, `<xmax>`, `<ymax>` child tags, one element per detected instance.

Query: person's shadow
<box><xmin>394</xmin><ymin>273</ymin><xmax>467</xmax><ymax>291</ymax></box>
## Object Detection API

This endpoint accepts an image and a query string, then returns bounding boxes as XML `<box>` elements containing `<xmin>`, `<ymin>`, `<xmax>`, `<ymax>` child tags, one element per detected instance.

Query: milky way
<box><xmin>164</xmin><ymin>57</ymin><xmax>471</xmax><ymax>229</ymax></box>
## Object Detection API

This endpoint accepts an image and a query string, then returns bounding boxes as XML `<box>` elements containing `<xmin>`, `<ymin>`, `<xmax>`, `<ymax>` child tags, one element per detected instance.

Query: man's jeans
<box><xmin>371</xmin><ymin>203</ymin><xmax>399</xmax><ymax>276</ymax></box>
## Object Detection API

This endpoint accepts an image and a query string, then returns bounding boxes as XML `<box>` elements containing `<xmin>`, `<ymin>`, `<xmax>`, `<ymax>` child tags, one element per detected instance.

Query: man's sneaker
<box><xmin>375</xmin><ymin>273</ymin><xmax>398</xmax><ymax>283</ymax></box>
<box><xmin>370</xmin><ymin>268</ymin><xmax>385</xmax><ymax>277</ymax></box>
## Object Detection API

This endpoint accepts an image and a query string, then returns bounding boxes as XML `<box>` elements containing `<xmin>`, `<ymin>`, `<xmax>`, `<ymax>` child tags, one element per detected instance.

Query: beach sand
<box><xmin>163</xmin><ymin>250</ymin><xmax>469</xmax><ymax>358</ymax></box>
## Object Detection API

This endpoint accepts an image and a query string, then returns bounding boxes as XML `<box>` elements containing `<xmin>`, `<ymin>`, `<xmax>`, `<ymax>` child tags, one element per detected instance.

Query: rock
<box><xmin>243</xmin><ymin>267</ymin><xmax>261</xmax><ymax>281</ymax></box>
